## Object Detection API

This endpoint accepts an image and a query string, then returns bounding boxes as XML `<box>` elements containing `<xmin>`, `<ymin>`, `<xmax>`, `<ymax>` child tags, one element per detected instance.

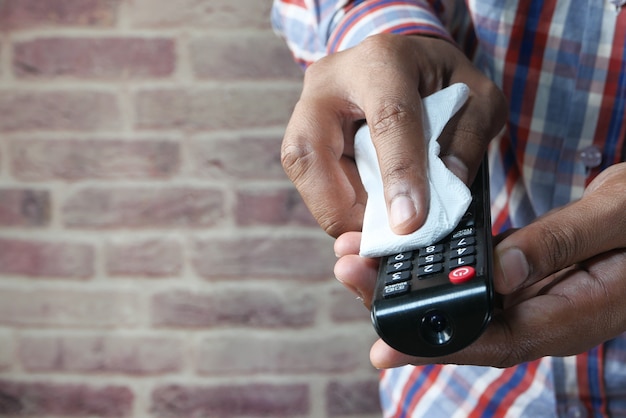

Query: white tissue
<box><xmin>355</xmin><ymin>83</ymin><xmax>472</xmax><ymax>257</ymax></box>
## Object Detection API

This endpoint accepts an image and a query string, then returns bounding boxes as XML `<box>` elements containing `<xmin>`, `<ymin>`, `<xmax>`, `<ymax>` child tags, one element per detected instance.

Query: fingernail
<box><xmin>498</xmin><ymin>247</ymin><xmax>530</xmax><ymax>291</ymax></box>
<box><xmin>390</xmin><ymin>195</ymin><xmax>417</xmax><ymax>231</ymax></box>
<box><xmin>441</xmin><ymin>154</ymin><xmax>469</xmax><ymax>184</ymax></box>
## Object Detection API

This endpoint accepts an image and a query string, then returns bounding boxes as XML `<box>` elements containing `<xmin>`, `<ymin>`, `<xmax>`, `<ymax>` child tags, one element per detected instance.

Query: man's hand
<box><xmin>334</xmin><ymin>162</ymin><xmax>626</xmax><ymax>369</ymax></box>
<box><xmin>281</xmin><ymin>34</ymin><xmax>507</xmax><ymax>237</ymax></box>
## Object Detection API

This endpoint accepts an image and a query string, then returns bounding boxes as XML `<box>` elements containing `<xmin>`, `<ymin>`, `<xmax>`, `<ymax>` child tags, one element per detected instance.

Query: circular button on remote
<box><xmin>449</xmin><ymin>266</ymin><xmax>475</xmax><ymax>284</ymax></box>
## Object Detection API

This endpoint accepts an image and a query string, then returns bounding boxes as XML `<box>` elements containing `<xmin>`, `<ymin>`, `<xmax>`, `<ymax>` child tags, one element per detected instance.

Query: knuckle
<box><xmin>280</xmin><ymin>140</ymin><xmax>315</xmax><ymax>182</ymax></box>
<box><xmin>319</xmin><ymin>216</ymin><xmax>346</xmax><ymax>238</ymax></box>
<box><xmin>536</xmin><ymin>223</ymin><xmax>579</xmax><ymax>271</ymax></box>
<box><xmin>302</xmin><ymin>58</ymin><xmax>328</xmax><ymax>87</ymax></box>
<box><xmin>380</xmin><ymin>157</ymin><xmax>415</xmax><ymax>184</ymax></box>
<box><xmin>369</xmin><ymin>100</ymin><xmax>417</xmax><ymax>142</ymax></box>
<box><xmin>308</xmin><ymin>202</ymin><xmax>354</xmax><ymax>238</ymax></box>
<box><xmin>357</xmin><ymin>33</ymin><xmax>399</xmax><ymax>59</ymax></box>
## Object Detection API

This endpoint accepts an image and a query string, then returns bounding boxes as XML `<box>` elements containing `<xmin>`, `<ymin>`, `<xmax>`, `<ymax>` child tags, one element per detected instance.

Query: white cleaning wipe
<box><xmin>355</xmin><ymin>83</ymin><xmax>472</xmax><ymax>257</ymax></box>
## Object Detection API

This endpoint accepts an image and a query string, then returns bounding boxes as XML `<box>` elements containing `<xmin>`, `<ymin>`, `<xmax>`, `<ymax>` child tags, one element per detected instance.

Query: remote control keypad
<box><xmin>381</xmin><ymin>224</ymin><xmax>479</xmax><ymax>298</ymax></box>
<box><xmin>370</xmin><ymin>157</ymin><xmax>493</xmax><ymax>357</ymax></box>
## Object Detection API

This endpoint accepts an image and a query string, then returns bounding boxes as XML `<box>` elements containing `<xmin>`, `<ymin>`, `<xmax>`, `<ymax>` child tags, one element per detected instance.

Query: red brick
<box><xmin>330</xmin><ymin>287</ymin><xmax>371</xmax><ymax>322</ymax></box>
<box><xmin>20</xmin><ymin>335</ymin><xmax>183</xmax><ymax>374</ymax></box>
<box><xmin>326</xmin><ymin>379</ymin><xmax>382</xmax><ymax>416</ymax></box>
<box><xmin>236</xmin><ymin>187</ymin><xmax>317</xmax><ymax>226</ymax></box>
<box><xmin>0</xmin><ymin>289</ymin><xmax>139</xmax><ymax>327</ymax></box>
<box><xmin>190</xmin><ymin>134</ymin><xmax>285</xmax><ymax>180</ymax></box>
<box><xmin>105</xmin><ymin>238</ymin><xmax>183</xmax><ymax>277</ymax></box>
<box><xmin>0</xmin><ymin>331</ymin><xmax>14</xmax><ymax>372</ymax></box>
<box><xmin>0</xmin><ymin>189</ymin><xmax>50</xmax><ymax>227</ymax></box>
<box><xmin>0</xmin><ymin>380</ymin><xmax>132</xmax><ymax>417</ymax></box>
<box><xmin>10</xmin><ymin>139</ymin><xmax>179</xmax><ymax>181</ymax></box>
<box><xmin>0</xmin><ymin>90</ymin><xmax>121</xmax><ymax>132</ymax></box>
<box><xmin>190</xmin><ymin>32</ymin><xmax>301</xmax><ymax>80</ymax></box>
<box><xmin>151</xmin><ymin>288</ymin><xmax>316</xmax><ymax>328</ymax></box>
<box><xmin>63</xmin><ymin>187</ymin><xmax>225</xmax><ymax>228</ymax></box>
<box><xmin>0</xmin><ymin>0</ymin><xmax>120</xmax><ymax>29</ymax></box>
<box><xmin>192</xmin><ymin>235</ymin><xmax>335</xmax><ymax>280</ymax></box>
<box><xmin>14</xmin><ymin>37</ymin><xmax>175</xmax><ymax>79</ymax></box>
<box><xmin>196</xmin><ymin>333</ymin><xmax>364</xmax><ymax>375</ymax></box>
<box><xmin>0</xmin><ymin>238</ymin><xmax>93</xmax><ymax>279</ymax></box>
<box><xmin>151</xmin><ymin>383</ymin><xmax>308</xmax><ymax>417</ymax></box>
<box><xmin>130</xmin><ymin>0</ymin><xmax>272</xmax><ymax>29</ymax></box>
<box><xmin>134</xmin><ymin>86</ymin><xmax>299</xmax><ymax>131</ymax></box>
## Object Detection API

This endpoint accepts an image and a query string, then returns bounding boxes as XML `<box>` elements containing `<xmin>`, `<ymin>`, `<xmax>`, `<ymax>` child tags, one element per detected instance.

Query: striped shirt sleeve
<box><xmin>272</xmin><ymin>0</ymin><xmax>453</xmax><ymax>68</ymax></box>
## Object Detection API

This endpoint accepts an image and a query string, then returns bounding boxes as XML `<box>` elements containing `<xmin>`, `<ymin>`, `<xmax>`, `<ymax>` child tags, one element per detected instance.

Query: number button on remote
<box><xmin>420</xmin><ymin>244</ymin><xmax>444</xmax><ymax>255</ymax></box>
<box><xmin>418</xmin><ymin>253</ymin><xmax>443</xmax><ymax>265</ymax></box>
<box><xmin>385</xmin><ymin>260</ymin><xmax>412</xmax><ymax>274</ymax></box>
<box><xmin>388</xmin><ymin>251</ymin><xmax>413</xmax><ymax>263</ymax></box>
<box><xmin>386</xmin><ymin>270</ymin><xmax>411</xmax><ymax>284</ymax></box>
<box><xmin>417</xmin><ymin>263</ymin><xmax>443</xmax><ymax>277</ymax></box>
<box><xmin>450</xmin><ymin>236</ymin><xmax>476</xmax><ymax>249</ymax></box>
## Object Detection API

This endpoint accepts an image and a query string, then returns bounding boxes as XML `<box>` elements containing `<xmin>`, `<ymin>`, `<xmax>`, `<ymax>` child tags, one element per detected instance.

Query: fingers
<box><xmin>282</xmin><ymin>94</ymin><xmax>367</xmax><ymax>237</ymax></box>
<box><xmin>333</xmin><ymin>232</ymin><xmax>378</xmax><ymax>304</ymax></box>
<box><xmin>333</xmin><ymin>216</ymin><xmax>626</xmax><ymax>369</ymax></box>
<box><xmin>333</xmin><ymin>231</ymin><xmax>361</xmax><ymax>257</ymax></box>
<box><xmin>342</xmin><ymin>34</ymin><xmax>432</xmax><ymax>234</ymax></box>
<box><xmin>283</xmin><ymin>34</ymin><xmax>507</xmax><ymax>237</ymax></box>
<box><xmin>494</xmin><ymin>165</ymin><xmax>626</xmax><ymax>294</ymax></box>
<box><xmin>334</xmin><ymin>254</ymin><xmax>378</xmax><ymax>306</ymax></box>
<box><xmin>436</xmin><ymin>41</ymin><xmax>508</xmax><ymax>184</ymax></box>
<box><xmin>355</xmin><ymin>37</ymin><xmax>429</xmax><ymax>233</ymax></box>
<box><xmin>368</xmin><ymin>96</ymin><xmax>429</xmax><ymax>235</ymax></box>
<box><xmin>438</xmin><ymin>89</ymin><xmax>507</xmax><ymax>183</ymax></box>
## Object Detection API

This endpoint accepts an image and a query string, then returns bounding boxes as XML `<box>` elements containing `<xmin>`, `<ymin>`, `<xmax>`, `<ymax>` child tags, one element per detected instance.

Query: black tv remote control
<box><xmin>370</xmin><ymin>156</ymin><xmax>494</xmax><ymax>357</ymax></box>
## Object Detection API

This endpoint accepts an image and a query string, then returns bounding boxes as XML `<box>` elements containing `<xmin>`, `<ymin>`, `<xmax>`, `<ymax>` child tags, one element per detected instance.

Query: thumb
<box><xmin>494</xmin><ymin>189</ymin><xmax>626</xmax><ymax>294</ymax></box>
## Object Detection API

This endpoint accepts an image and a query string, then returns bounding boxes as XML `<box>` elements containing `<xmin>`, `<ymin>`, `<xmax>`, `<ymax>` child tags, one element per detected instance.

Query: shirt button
<box><xmin>578</xmin><ymin>145</ymin><xmax>602</xmax><ymax>168</ymax></box>
<box><xmin>565</xmin><ymin>404</ymin><xmax>586</xmax><ymax>418</ymax></box>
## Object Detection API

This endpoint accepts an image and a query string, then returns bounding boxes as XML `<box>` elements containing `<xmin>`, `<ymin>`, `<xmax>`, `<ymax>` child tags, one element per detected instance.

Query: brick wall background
<box><xmin>0</xmin><ymin>1</ymin><xmax>382</xmax><ymax>417</ymax></box>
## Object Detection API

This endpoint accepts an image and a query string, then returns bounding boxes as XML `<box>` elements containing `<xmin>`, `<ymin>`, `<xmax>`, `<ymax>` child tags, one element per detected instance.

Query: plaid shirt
<box><xmin>273</xmin><ymin>0</ymin><xmax>626</xmax><ymax>416</ymax></box>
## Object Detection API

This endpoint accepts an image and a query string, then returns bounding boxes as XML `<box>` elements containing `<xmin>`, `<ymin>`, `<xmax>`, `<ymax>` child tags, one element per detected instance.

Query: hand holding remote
<box><xmin>335</xmin><ymin>164</ymin><xmax>626</xmax><ymax>369</ymax></box>
<box><xmin>281</xmin><ymin>34</ymin><xmax>507</xmax><ymax>238</ymax></box>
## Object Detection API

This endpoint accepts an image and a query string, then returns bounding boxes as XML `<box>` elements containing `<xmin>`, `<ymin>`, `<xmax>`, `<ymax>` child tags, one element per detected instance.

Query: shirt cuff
<box><xmin>327</xmin><ymin>0</ymin><xmax>452</xmax><ymax>54</ymax></box>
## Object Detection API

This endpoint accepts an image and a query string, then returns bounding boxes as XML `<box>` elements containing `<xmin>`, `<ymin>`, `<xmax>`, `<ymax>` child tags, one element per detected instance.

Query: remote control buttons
<box><xmin>450</xmin><ymin>236</ymin><xmax>476</xmax><ymax>249</ymax></box>
<box><xmin>449</xmin><ymin>266</ymin><xmax>475</xmax><ymax>284</ymax></box>
<box><xmin>418</xmin><ymin>263</ymin><xmax>443</xmax><ymax>276</ymax></box>
<box><xmin>419</xmin><ymin>244</ymin><xmax>443</xmax><ymax>255</ymax></box>
<box><xmin>383</xmin><ymin>281</ymin><xmax>410</xmax><ymax>298</ymax></box>
<box><xmin>383</xmin><ymin>253</ymin><xmax>413</xmax><ymax>298</ymax></box>
<box><xmin>387</xmin><ymin>251</ymin><xmax>413</xmax><ymax>263</ymax></box>
<box><xmin>385</xmin><ymin>260</ymin><xmax>412</xmax><ymax>274</ymax></box>
<box><xmin>386</xmin><ymin>270</ymin><xmax>410</xmax><ymax>284</ymax></box>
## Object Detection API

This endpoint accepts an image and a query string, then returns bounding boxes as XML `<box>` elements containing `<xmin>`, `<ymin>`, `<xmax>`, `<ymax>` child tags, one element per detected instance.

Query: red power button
<box><xmin>449</xmin><ymin>266</ymin><xmax>476</xmax><ymax>284</ymax></box>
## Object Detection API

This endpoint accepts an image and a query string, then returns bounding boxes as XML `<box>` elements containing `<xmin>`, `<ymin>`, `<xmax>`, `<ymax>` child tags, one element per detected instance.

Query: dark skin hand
<box><xmin>282</xmin><ymin>32</ymin><xmax>626</xmax><ymax>369</ymax></box>
<box><xmin>334</xmin><ymin>162</ymin><xmax>626</xmax><ymax>368</ymax></box>
<box><xmin>281</xmin><ymin>34</ymin><xmax>507</xmax><ymax>238</ymax></box>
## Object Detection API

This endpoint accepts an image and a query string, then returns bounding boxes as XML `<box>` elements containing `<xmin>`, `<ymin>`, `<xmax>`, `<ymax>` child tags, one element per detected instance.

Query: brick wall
<box><xmin>0</xmin><ymin>1</ymin><xmax>382</xmax><ymax>417</ymax></box>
